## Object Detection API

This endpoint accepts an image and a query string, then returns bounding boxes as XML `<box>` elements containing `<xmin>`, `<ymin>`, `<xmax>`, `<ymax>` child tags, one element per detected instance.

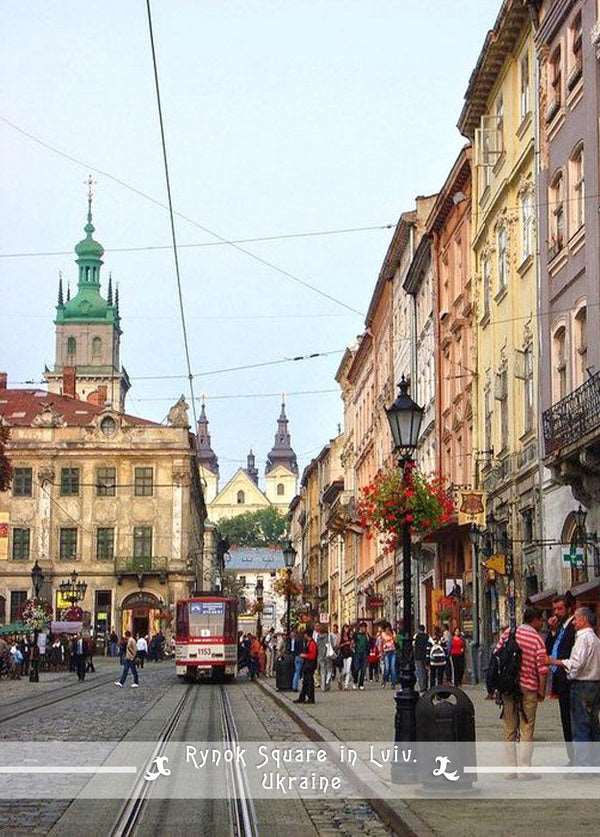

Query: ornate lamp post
<box><xmin>385</xmin><ymin>376</ymin><xmax>423</xmax><ymax>758</ymax></box>
<box><xmin>255</xmin><ymin>577</ymin><xmax>264</xmax><ymax>639</ymax></box>
<box><xmin>282</xmin><ymin>540</ymin><xmax>297</xmax><ymax>637</ymax></box>
<box><xmin>59</xmin><ymin>570</ymin><xmax>88</xmax><ymax>609</ymax></box>
<box><xmin>468</xmin><ymin>525</ymin><xmax>482</xmax><ymax>683</ymax></box>
<box><xmin>29</xmin><ymin>561</ymin><xmax>45</xmax><ymax>683</ymax></box>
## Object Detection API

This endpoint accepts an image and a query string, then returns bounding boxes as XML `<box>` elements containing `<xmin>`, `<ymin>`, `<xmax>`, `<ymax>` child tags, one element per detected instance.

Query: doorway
<box><xmin>132</xmin><ymin>611</ymin><xmax>149</xmax><ymax>638</ymax></box>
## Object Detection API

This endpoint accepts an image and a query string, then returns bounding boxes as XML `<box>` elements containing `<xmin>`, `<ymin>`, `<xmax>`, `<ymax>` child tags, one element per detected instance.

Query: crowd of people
<box><xmin>236</xmin><ymin>619</ymin><xmax>468</xmax><ymax>704</ymax></box>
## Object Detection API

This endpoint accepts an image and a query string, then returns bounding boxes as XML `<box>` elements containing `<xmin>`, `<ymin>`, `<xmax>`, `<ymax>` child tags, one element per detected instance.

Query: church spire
<box><xmin>107</xmin><ymin>272</ymin><xmax>113</xmax><ymax>306</ymax></box>
<box><xmin>57</xmin><ymin>272</ymin><xmax>64</xmax><ymax>306</ymax></box>
<box><xmin>196</xmin><ymin>399</ymin><xmax>219</xmax><ymax>476</ymax></box>
<box><xmin>246</xmin><ymin>449</ymin><xmax>259</xmax><ymax>485</ymax></box>
<box><xmin>265</xmin><ymin>398</ymin><xmax>298</xmax><ymax>475</ymax></box>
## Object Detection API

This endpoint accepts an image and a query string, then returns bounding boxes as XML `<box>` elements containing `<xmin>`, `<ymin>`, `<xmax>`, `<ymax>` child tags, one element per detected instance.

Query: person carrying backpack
<box><xmin>488</xmin><ymin>606</ymin><xmax>548</xmax><ymax>776</ymax></box>
<box><xmin>429</xmin><ymin>629</ymin><xmax>447</xmax><ymax>687</ymax></box>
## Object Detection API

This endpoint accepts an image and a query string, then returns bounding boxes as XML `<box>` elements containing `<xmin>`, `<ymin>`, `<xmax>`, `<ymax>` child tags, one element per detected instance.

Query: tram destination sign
<box><xmin>191</xmin><ymin>601</ymin><xmax>224</xmax><ymax>615</ymax></box>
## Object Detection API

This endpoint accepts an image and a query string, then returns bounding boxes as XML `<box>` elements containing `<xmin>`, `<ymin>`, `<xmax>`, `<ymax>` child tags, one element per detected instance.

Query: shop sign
<box><xmin>319</xmin><ymin>612</ymin><xmax>329</xmax><ymax>623</ymax></box>
<box><xmin>458</xmin><ymin>491</ymin><xmax>485</xmax><ymax>527</ymax></box>
<box><xmin>562</xmin><ymin>546</ymin><xmax>584</xmax><ymax>567</ymax></box>
<box><xmin>485</xmin><ymin>554</ymin><xmax>506</xmax><ymax>575</ymax></box>
<box><xmin>367</xmin><ymin>596</ymin><xmax>384</xmax><ymax>609</ymax></box>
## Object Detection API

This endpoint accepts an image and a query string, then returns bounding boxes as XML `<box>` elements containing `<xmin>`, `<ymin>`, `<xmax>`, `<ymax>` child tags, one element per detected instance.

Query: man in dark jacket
<box><xmin>413</xmin><ymin>625</ymin><xmax>432</xmax><ymax>692</ymax></box>
<box><xmin>545</xmin><ymin>594</ymin><xmax>576</xmax><ymax>764</ymax></box>
<box><xmin>295</xmin><ymin>627</ymin><xmax>317</xmax><ymax>704</ymax></box>
<box><xmin>71</xmin><ymin>634</ymin><xmax>88</xmax><ymax>682</ymax></box>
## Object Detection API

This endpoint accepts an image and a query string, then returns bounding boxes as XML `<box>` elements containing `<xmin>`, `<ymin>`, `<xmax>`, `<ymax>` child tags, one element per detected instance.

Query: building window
<box><xmin>568</xmin><ymin>11</ymin><xmax>583</xmax><ymax>89</ymax></box>
<box><xmin>523</xmin><ymin>345</ymin><xmax>534</xmax><ymax>434</ymax></box>
<box><xmin>495</xmin><ymin>369</ymin><xmax>509</xmax><ymax>452</ymax></box>
<box><xmin>237</xmin><ymin>490</ymin><xmax>245</xmax><ymax>505</ymax></box>
<box><xmin>277</xmin><ymin>483</ymin><xmax>285</xmax><ymax>496</ymax></box>
<box><xmin>66</xmin><ymin>336</ymin><xmax>76</xmax><ymax>357</ymax></box>
<box><xmin>133</xmin><ymin>526</ymin><xmax>152</xmax><ymax>558</ymax></box>
<box><xmin>553</xmin><ymin>327</ymin><xmax>568</xmax><ymax>401</ymax></box>
<box><xmin>521</xmin><ymin>508</ymin><xmax>534</xmax><ymax>544</ymax></box>
<box><xmin>12</xmin><ymin>528</ymin><xmax>30</xmax><ymax>561</ymax></box>
<box><xmin>497</xmin><ymin>227</ymin><xmax>508</xmax><ymax>292</ymax></box>
<box><xmin>549</xmin><ymin>171</ymin><xmax>565</xmax><ymax>256</ymax></box>
<box><xmin>13</xmin><ymin>467</ymin><xmax>32</xmax><ymax>497</ymax></box>
<box><xmin>96</xmin><ymin>467</ymin><xmax>116</xmax><ymax>496</ymax></box>
<box><xmin>570</xmin><ymin>143</ymin><xmax>585</xmax><ymax>232</ymax></box>
<box><xmin>521</xmin><ymin>191</ymin><xmax>533</xmax><ymax>260</ymax></box>
<box><xmin>484</xmin><ymin>386</ymin><xmax>493</xmax><ymax>455</ymax></box>
<box><xmin>520</xmin><ymin>52</ymin><xmax>530</xmax><ymax>119</ymax></box>
<box><xmin>10</xmin><ymin>591</ymin><xmax>27</xmax><ymax>622</ymax></box>
<box><xmin>482</xmin><ymin>256</ymin><xmax>491</xmax><ymax>319</ymax></box>
<box><xmin>60</xmin><ymin>467</ymin><xmax>80</xmax><ymax>496</ymax></box>
<box><xmin>134</xmin><ymin>467</ymin><xmax>153</xmax><ymax>497</ymax></box>
<box><xmin>59</xmin><ymin>528</ymin><xmax>78</xmax><ymax>561</ymax></box>
<box><xmin>96</xmin><ymin>528</ymin><xmax>115</xmax><ymax>561</ymax></box>
<box><xmin>548</xmin><ymin>45</ymin><xmax>562</xmax><ymax>118</ymax></box>
<box><xmin>91</xmin><ymin>336</ymin><xmax>102</xmax><ymax>357</ymax></box>
<box><xmin>495</xmin><ymin>94</ymin><xmax>504</xmax><ymax>149</ymax></box>
<box><xmin>574</xmin><ymin>306</ymin><xmax>587</xmax><ymax>388</ymax></box>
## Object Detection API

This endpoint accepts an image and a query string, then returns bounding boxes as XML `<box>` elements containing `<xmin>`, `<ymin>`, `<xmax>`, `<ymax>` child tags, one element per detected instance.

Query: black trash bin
<box><xmin>415</xmin><ymin>685</ymin><xmax>477</xmax><ymax>789</ymax></box>
<box><xmin>275</xmin><ymin>652</ymin><xmax>294</xmax><ymax>691</ymax></box>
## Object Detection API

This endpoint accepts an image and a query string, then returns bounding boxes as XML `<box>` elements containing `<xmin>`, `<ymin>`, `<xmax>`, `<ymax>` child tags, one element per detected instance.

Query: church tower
<box><xmin>196</xmin><ymin>402</ymin><xmax>219</xmax><ymax>503</ymax></box>
<box><xmin>264</xmin><ymin>399</ymin><xmax>298</xmax><ymax>510</ymax></box>
<box><xmin>245</xmin><ymin>449</ymin><xmax>259</xmax><ymax>486</ymax></box>
<box><xmin>44</xmin><ymin>178</ymin><xmax>130</xmax><ymax>410</ymax></box>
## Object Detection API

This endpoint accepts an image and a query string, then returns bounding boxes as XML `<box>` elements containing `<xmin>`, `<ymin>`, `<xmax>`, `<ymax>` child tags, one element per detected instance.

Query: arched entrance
<box><xmin>120</xmin><ymin>591</ymin><xmax>163</xmax><ymax>637</ymax></box>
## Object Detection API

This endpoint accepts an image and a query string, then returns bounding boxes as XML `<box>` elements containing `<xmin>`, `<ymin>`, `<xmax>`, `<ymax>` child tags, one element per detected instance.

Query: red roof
<box><xmin>0</xmin><ymin>389</ymin><xmax>158</xmax><ymax>427</ymax></box>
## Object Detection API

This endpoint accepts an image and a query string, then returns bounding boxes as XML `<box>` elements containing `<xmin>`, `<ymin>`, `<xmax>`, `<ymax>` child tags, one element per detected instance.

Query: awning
<box><xmin>0</xmin><ymin>621</ymin><xmax>26</xmax><ymax>636</ymax></box>
<box><xmin>527</xmin><ymin>590</ymin><xmax>557</xmax><ymax>605</ymax></box>
<box><xmin>569</xmin><ymin>579</ymin><xmax>600</xmax><ymax>599</ymax></box>
<box><xmin>50</xmin><ymin>621</ymin><xmax>83</xmax><ymax>634</ymax></box>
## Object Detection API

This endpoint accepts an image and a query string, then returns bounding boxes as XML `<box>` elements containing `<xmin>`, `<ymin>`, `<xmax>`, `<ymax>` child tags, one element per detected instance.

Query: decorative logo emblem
<box><xmin>432</xmin><ymin>755</ymin><xmax>460</xmax><ymax>782</ymax></box>
<box><xmin>144</xmin><ymin>756</ymin><xmax>171</xmax><ymax>782</ymax></box>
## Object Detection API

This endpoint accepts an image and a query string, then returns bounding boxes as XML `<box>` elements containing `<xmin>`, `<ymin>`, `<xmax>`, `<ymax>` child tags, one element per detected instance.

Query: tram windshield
<box><xmin>189</xmin><ymin>601</ymin><xmax>224</xmax><ymax>637</ymax></box>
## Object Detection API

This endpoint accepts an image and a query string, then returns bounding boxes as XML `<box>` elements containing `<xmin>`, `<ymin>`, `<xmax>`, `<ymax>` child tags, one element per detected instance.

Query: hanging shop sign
<box><xmin>485</xmin><ymin>554</ymin><xmax>506</xmax><ymax>575</ymax></box>
<box><xmin>562</xmin><ymin>545</ymin><xmax>585</xmax><ymax>567</ymax></box>
<box><xmin>367</xmin><ymin>596</ymin><xmax>384</xmax><ymax>609</ymax></box>
<box><xmin>458</xmin><ymin>491</ymin><xmax>486</xmax><ymax>527</ymax></box>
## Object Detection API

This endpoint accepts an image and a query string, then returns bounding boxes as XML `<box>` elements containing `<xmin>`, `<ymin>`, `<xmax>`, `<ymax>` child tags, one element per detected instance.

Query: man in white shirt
<box><xmin>136</xmin><ymin>634</ymin><xmax>148</xmax><ymax>668</ymax></box>
<box><xmin>547</xmin><ymin>607</ymin><xmax>600</xmax><ymax>768</ymax></box>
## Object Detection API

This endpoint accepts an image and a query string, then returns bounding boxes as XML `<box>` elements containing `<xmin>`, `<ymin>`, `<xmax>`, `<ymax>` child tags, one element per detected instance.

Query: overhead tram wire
<box><xmin>145</xmin><ymin>0</ymin><xmax>197</xmax><ymax>429</ymax></box>
<box><xmin>0</xmin><ymin>116</ymin><xmax>365</xmax><ymax>317</ymax></box>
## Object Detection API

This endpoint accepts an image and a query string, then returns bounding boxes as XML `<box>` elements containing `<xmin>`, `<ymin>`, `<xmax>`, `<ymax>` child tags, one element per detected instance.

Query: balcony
<box><xmin>115</xmin><ymin>555</ymin><xmax>168</xmax><ymax>584</ymax></box>
<box><xmin>543</xmin><ymin>371</ymin><xmax>600</xmax><ymax>457</ymax></box>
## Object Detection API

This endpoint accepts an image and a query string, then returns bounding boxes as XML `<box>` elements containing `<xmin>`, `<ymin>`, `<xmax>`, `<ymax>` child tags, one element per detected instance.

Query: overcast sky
<box><xmin>1</xmin><ymin>0</ymin><xmax>499</xmax><ymax>485</ymax></box>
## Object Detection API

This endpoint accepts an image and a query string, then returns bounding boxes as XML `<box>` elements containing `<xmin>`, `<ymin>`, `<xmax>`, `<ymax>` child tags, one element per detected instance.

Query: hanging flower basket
<box><xmin>272</xmin><ymin>575</ymin><xmax>303</xmax><ymax>598</ymax></box>
<box><xmin>357</xmin><ymin>465</ymin><xmax>454</xmax><ymax>553</ymax></box>
<box><xmin>21</xmin><ymin>598</ymin><xmax>53</xmax><ymax>631</ymax></box>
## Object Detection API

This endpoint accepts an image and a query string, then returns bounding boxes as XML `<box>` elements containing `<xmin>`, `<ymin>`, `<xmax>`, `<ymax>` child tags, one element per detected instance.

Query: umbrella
<box><xmin>0</xmin><ymin>621</ymin><xmax>27</xmax><ymax>636</ymax></box>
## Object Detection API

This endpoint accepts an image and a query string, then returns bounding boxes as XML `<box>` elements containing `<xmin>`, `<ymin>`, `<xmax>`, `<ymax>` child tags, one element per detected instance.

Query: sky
<box><xmin>1</xmin><ymin>0</ymin><xmax>500</xmax><ymax>486</ymax></box>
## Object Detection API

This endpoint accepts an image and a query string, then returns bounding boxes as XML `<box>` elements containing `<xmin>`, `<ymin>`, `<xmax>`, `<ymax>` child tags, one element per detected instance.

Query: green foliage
<box><xmin>0</xmin><ymin>425</ymin><xmax>12</xmax><ymax>492</ymax></box>
<box><xmin>217</xmin><ymin>506</ymin><xmax>287</xmax><ymax>547</ymax></box>
<box><xmin>221</xmin><ymin>572</ymin><xmax>247</xmax><ymax>599</ymax></box>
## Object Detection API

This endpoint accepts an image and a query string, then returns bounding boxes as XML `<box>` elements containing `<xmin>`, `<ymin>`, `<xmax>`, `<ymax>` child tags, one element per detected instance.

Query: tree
<box><xmin>217</xmin><ymin>507</ymin><xmax>287</xmax><ymax>547</ymax></box>
<box><xmin>0</xmin><ymin>424</ymin><xmax>12</xmax><ymax>492</ymax></box>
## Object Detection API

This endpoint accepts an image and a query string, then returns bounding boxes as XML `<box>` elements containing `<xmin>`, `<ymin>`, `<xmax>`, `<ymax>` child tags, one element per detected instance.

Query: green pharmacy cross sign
<box><xmin>562</xmin><ymin>545</ymin><xmax>585</xmax><ymax>567</ymax></box>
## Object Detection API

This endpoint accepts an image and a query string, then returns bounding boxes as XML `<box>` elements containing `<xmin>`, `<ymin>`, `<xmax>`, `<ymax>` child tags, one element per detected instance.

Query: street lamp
<box><xmin>29</xmin><ymin>561</ymin><xmax>45</xmax><ymax>683</ymax></box>
<box><xmin>385</xmin><ymin>376</ymin><xmax>423</xmax><ymax>760</ymax></box>
<box><xmin>468</xmin><ymin>524</ymin><xmax>482</xmax><ymax>682</ymax></box>
<box><xmin>282</xmin><ymin>540</ymin><xmax>297</xmax><ymax>638</ymax></box>
<box><xmin>58</xmin><ymin>570</ymin><xmax>88</xmax><ymax>608</ymax></box>
<box><xmin>255</xmin><ymin>577</ymin><xmax>264</xmax><ymax>639</ymax></box>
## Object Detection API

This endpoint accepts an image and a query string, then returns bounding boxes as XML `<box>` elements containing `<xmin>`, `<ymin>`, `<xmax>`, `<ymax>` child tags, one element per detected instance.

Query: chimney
<box><xmin>0</xmin><ymin>372</ymin><xmax>7</xmax><ymax>390</ymax></box>
<box><xmin>63</xmin><ymin>367</ymin><xmax>76</xmax><ymax>398</ymax></box>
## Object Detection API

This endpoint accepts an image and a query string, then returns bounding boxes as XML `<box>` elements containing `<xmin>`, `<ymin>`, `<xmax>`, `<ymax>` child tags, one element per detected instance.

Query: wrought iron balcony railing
<box><xmin>543</xmin><ymin>371</ymin><xmax>600</xmax><ymax>456</ymax></box>
<box><xmin>114</xmin><ymin>555</ymin><xmax>168</xmax><ymax>575</ymax></box>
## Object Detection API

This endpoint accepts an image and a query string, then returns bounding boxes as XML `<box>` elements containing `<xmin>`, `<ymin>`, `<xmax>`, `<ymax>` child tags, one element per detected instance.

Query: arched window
<box><xmin>553</xmin><ymin>326</ymin><xmax>568</xmax><ymax>401</ymax></box>
<box><xmin>66</xmin><ymin>336</ymin><xmax>76</xmax><ymax>357</ymax></box>
<box><xmin>92</xmin><ymin>336</ymin><xmax>102</xmax><ymax>357</ymax></box>
<box><xmin>569</xmin><ymin>143</ymin><xmax>584</xmax><ymax>232</ymax></box>
<box><xmin>574</xmin><ymin>306</ymin><xmax>587</xmax><ymax>388</ymax></box>
<box><xmin>549</xmin><ymin>170</ymin><xmax>565</xmax><ymax>254</ymax></box>
<box><xmin>237</xmin><ymin>490</ymin><xmax>245</xmax><ymax>505</ymax></box>
<box><xmin>277</xmin><ymin>483</ymin><xmax>285</xmax><ymax>496</ymax></box>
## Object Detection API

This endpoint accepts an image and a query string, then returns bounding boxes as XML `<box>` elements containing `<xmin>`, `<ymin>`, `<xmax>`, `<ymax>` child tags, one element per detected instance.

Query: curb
<box><xmin>255</xmin><ymin>677</ymin><xmax>436</xmax><ymax>837</ymax></box>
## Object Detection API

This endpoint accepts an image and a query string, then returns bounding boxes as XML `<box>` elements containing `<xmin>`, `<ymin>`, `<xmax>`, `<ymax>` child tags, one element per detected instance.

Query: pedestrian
<box><xmin>263</xmin><ymin>628</ymin><xmax>275</xmax><ymax>677</ymax></box>
<box><xmin>71</xmin><ymin>633</ymin><xmax>88</xmax><ymax>682</ymax></box>
<box><xmin>290</xmin><ymin>630</ymin><xmax>304</xmax><ymax>691</ymax></box>
<box><xmin>118</xmin><ymin>635</ymin><xmax>126</xmax><ymax>665</ymax></box>
<box><xmin>368</xmin><ymin>632</ymin><xmax>380</xmax><ymax>682</ymax></box>
<box><xmin>316</xmin><ymin>624</ymin><xmax>336</xmax><ymax>691</ymax></box>
<box><xmin>238</xmin><ymin>633</ymin><xmax>250</xmax><ymax>675</ymax></box>
<box><xmin>85</xmin><ymin>636</ymin><xmax>96</xmax><ymax>673</ymax></box>
<box><xmin>450</xmin><ymin>628</ymin><xmax>466</xmax><ymax>686</ymax></box>
<box><xmin>381</xmin><ymin>624</ymin><xmax>397</xmax><ymax>688</ymax></box>
<box><xmin>115</xmin><ymin>631</ymin><xmax>140</xmax><ymax>688</ymax></box>
<box><xmin>429</xmin><ymin>629</ymin><xmax>447</xmax><ymax>687</ymax></box>
<box><xmin>50</xmin><ymin>638</ymin><xmax>62</xmax><ymax>671</ymax></box>
<box><xmin>294</xmin><ymin>626</ymin><xmax>318</xmax><ymax>704</ymax></box>
<box><xmin>338</xmin><ymin>625</ymin><xmax>354</xmax><ymax>690</ymax></box>
<box><xmin>413</xmin><ymin>624</ymin><xmax>432</xmax><ymax>692</ymax></box>
<box><xmin>546</xmin><ymin>606</ymin><xmax>600</xmax><ymax>770</ymax></box>
<box><xmin>544</xmin><ymin>594</ymin><xmax>576</xmax><ymax>765</ymax></box>
<box><xmin>329</xmin><ymin>623</ymin><xmax>340</xmax><ymax>684</ymax></box>
<box><xmin>352</xmin><ymin>622</ymin><xmax>370</xmax><ymax>690</ymax></box>
<box><xmin>136</xmin><ymin>634</ymin><xmax>148</xmax><ymax>668</ymax></box>
<box><xmin>109</xmin><ymin>631</ymin><xmax>119</xmax><ymax>658</ymax></box>
<box><xmin>492</xmin><ymin>606</ymin><xmax>548</xmax><ymax>777</ymax></box>
<box><xmin>9</xmin><ymin>642</ymin><xmax>23</xmax><ymax>679</ymax></box>
<box><xmin>248</xmin><ymin>633</ymin><xmax>261</xmax><ymax>680</ymax></box>
<box><xmin>155</xmin><ymin>630</ymin><xmax>165</xmax><ymax>661</ymax></box>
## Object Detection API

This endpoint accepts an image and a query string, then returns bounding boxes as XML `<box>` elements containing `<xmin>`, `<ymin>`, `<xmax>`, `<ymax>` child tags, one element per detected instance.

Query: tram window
<box><xmin>189</xmin><ymin>600</ymin><xmax>224</xmax><ymax>636</ymax></box>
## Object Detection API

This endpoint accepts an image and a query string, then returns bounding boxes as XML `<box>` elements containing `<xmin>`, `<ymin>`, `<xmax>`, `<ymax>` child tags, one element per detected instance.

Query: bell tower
<box><xmin>44</xmin><ymin>178</ymin><xmax>130</xmax><ymax>410</ymax></box>
<box><xmin>264</xmin><ymin>397</ymin><xmax>298</xmax><ymax>508</ymax></box>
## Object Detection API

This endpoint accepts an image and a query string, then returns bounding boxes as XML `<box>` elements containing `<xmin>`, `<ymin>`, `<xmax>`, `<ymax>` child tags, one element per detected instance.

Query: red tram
<box><xmin>175</xmin><ymin>594</ymin><xmax>238</xmax><ymax>681</ymax></box>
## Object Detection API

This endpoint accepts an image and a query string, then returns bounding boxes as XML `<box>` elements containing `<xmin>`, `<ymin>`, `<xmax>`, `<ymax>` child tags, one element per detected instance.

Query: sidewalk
<box><xmin>267</xmin><ymin>676</ymin><xmax>563</xmax><ymax>742</ymax></box>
